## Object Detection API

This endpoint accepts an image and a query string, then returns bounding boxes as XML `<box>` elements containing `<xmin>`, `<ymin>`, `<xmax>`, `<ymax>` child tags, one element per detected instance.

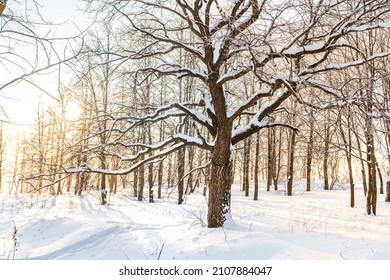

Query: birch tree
<box><xmin>78</xmin><ymin>0</ymin><xmax>390</xmax><ymax>227</ymax></box>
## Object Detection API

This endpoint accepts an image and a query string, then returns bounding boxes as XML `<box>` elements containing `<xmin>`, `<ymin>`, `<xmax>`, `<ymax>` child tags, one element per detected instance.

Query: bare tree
<box><xmin>75</xmin><ymin>0</ymin><xmax>390</xmax><ymax>227</ymax></box>
<box><xmin>0</xmin><ymin>1</ymin><xmax>81</xmax><ymax>92</ymax></box>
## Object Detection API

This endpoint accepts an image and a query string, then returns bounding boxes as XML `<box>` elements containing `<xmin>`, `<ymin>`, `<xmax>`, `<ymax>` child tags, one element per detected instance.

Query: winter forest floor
<box><xmin>1</xmin><ymin>181</ymin><xmax>389</xmax><ymax>260</ymax></box>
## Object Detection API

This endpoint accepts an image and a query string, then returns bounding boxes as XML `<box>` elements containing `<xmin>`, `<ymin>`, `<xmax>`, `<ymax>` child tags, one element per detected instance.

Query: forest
<box><xmin>1</xmin><ymin>0</ymin><xmax>390</xmax><ymax>237</ymax></box>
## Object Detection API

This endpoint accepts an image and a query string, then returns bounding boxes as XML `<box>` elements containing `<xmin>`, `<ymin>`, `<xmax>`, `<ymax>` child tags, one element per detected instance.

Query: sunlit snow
<box><xmin>1</xmin><ymin>181</ymin><xmax>389</xmax><ymax>260</ymax></box>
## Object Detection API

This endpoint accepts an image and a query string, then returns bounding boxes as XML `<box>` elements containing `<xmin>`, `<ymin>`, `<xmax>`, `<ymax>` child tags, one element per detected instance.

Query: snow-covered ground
<box><xmin>1</xmin><ymin>182</ymin><xmax>389</xmax><ymax>260</ymax></box>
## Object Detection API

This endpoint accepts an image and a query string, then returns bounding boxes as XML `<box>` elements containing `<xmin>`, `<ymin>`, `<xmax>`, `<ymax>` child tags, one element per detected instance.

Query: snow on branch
<box><xmin>217</xmin><ymin>66</ymin><xmax>251</xmax><ymax>85</ymax></box>
<box><xmin>137</xmin><ymin>64</ymin><xmax>207</xmax><ymax>81</ymax></box>
<box><xmin>350</xmin><ymin>22</ymin><xmax>390</xmax><ymax>32</ymax></box>
<box><xmin>232</xmin><ymin>89</ymin><xmax>293</xmax><ymax>145</ymax></box>
<box><xmin>66</xmin><ymin>133</ymin><xmax>212</xmax><ymax>176</ymax></box>
<box><xmin>303</xmin><ymin>80</ymin><xmax>343</xmax><ymax>99</ymax></box>
<box><xmin>107</xmin><ymin>101</ymin><xmax>213</xmax><ymax>139</ymax></box>
<box><xmin>105</xmin><ymin>133</ymin><xmax>212</xmax><ymax>161</ymax></box>
<box><xmin>300</xmin><ymin>51</ymin><xmax>390</xmax><ymax>75</ymax></box>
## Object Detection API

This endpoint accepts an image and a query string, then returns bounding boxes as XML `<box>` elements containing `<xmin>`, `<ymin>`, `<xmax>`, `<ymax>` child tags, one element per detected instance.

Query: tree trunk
<box><xmin>186</xmin><ymin>146</ymin><xmax>195</xmax><ymax>194</ymax></box>
<box><xmin>355</xmin><ymin>132</ymin><xmax>368</xmax><ymax>196</ymax></box>
<box><xmin>100</xmin><ymin>166</ymin><xmax>107</xmax><ymax>205</ymax></box>
<box><xmin>148</xmin><ymin>126</ymin><xmax>154</xmax><ymax>203</ymax></box>
<box><xmin>133</xmin><ymin>169</ymin><xmax>138</xmax><ymax>198</ymax></box>
<box><xmin>273</xmin><ymin>128</ymin><xmax>282</xmax><ymax>191</ymax></box>
<box><xmin>137</xmin><ymin>158</ymin><xmax>145</xmax><ymax>202</ymax></box>
<box><xmin>376</xmin><ymin>161</ymin><xmax>383</xmax><ymax>195</ymax></box>
<box><xmin>286</xmin><ymin>130</ymin><xmax>296</xmax><ymax>196</ymax></box>
<box><xmin>111</xmin><ymin>175</ymin><xmax>116</xmax><ymax>194</ymax></box>
<box><xmin>208</xmin><ymin>159</ymin><xmax>233</xmax><ymax>228</ymax></box>
<box><xmin>66</xmin><ymin>175</ymin><xmax>72</xmax><ymax>193</ymax></box>
<box><xmin>78</xmin><ymin>172</ymin><xmax>85</xmax><ymax>196</ymax></box>
<box><xmin>267</xmin><ymin>126</ymin><xmax>274</xmax><ymax>192</ymax></box>
<box><xmin>207</xmin><ymin>124</ymin><xmax>233</xmax><ymax>228</ymax></box>
<box><xmin>157</xmin><ymin>161</ymin><xmax>163</xmax><ymax>199</ymax></box>
<box><xmin>306</xmin><ymin>117</ymin><xmax>314</xmax><ymax>192</ymax></box>
<box><xmin>323</xmin><ymin>123</ymin><xmax>330</xmax><ymax>191</ymax></box>
<box><xmin>340</xmin><ymin>117</ymin><xmax>355</xmax><ymax>208</ymax></box>
<box><xmin>365</xmin><ymin>68</ymin><xmax>377</xmax><ymax>215</ymax></box>
<box><xmin>167</xmin><ymin>155</ymin><xmax>172</xmax><ymax>188</ymax></box>
<box><xmin>177</xmin><ymin>148</ymin><xmax>185</xmax><ymax>204</ymax></box>
<box><xmin>386</xmin><ymin>180</ymin><xmax>390</xmax><ymax>202</ymax></box>
<box><xmin>243</xmin><ymin>137</ymin><xmax>251</xmax><ymax>197</ymax></box>
<box><xmin>253</xmin><ymin>132</ymin><xmax>260</xmax><ymax>200</ymax></box>
<box><xmin>347</xmin><ymin>155</ymin><xmax>355</xmax><ymax>208</ymax></box>
<box><xmin>101</xmin><ymin>173</ymin><xmax>107</xmax><ymax>205</ymax></box>
<box><xmin>148</xmin><ymin>163</ymin><xmax>154</xmax><ymax>203</ymax></box>
<box><xmin>366</xmin><ymin>141</ymin><xmax>377</xmax><ymax>215</ymax></box>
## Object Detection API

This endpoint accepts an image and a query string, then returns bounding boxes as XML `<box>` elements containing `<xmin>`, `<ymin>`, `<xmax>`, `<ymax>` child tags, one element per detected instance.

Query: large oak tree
<box><xmin>78</xmin><ymin>0</ymin><xmax>390</xmax><ymax>227</ymax></box>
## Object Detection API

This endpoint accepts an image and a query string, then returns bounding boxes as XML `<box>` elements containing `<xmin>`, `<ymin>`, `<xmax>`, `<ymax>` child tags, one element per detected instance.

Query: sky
<box><xmin>1</xmin><ymin>0</ymin><xmax>87</xmax><ymax>131</ymax></box>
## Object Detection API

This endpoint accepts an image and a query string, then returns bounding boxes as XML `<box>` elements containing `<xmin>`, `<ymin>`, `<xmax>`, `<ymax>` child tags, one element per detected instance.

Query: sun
<box><xmin>65</xmin><ymin>100</ymin><xmax>81</xmax><ymax>120</ymax></box>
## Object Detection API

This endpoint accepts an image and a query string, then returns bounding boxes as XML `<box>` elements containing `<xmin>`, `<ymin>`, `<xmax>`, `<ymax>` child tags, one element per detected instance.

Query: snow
<box><xmin>1</xmin><ymin>181</ymin><xmax>390</xmax><ymax>260</ymax></box>
<box><xmin>232</xmin><ymin>120</ymin><xmax>267</xmax><ymax>138</ymax></box>
<box><xmin>213</xmin><ymin>41</ymin><xmax>222</xmax><ymax>64</ymax></box>
<box><xmin>203</xmin><ymin>94</ymin><xmax>215</xmax><ymax>115</ymax></box>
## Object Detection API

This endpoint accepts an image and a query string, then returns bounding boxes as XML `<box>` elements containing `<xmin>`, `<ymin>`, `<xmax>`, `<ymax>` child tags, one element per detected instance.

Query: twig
<box><xmin>7</xmin><ymin>222</ymin><xmax>18</xmax><ymax>260</ymax></box>
<box><xmin>157</xmin><ymin>238</ymin><xmax>167</xmax><ymax>260</ymax></box>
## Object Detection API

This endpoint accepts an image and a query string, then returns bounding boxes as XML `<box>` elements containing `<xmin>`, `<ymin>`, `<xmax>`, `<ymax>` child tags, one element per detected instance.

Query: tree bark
<box><xmin>208</xmin><ymin>159</ymin><xmax>233</xmax><ymax>228</ymax></box>
<box><xmin>207</xmin><ymin>123</ymin><xmax>233</xmax><ymax>228</ymax></box>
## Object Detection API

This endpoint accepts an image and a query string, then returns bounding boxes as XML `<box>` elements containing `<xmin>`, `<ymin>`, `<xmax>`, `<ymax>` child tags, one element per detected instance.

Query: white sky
<box><xmin>1</xmin><ymin>0</ymin><xmax>87</xmax><ymax>131</ymax></box>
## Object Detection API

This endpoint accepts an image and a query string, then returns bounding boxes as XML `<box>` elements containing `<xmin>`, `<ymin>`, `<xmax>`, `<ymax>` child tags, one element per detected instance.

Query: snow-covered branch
<box><xmin>66</xmin><ymin>133</ymin><xmax>211</xmax><ymax>176</ymax></box>
<box><xmin>137</xmin><ymin>64</ymin><xmax>207</xmax><ymax>81</ymax></box>
<box><xmin>232</xmin><ymin>89</ymin><xmax>293</xmax><ymax>145</ymax></box>
<box><xmin>105</xmin><ymin>133</ymin><xmax>212</xmax><ymax>161</ymax></box>
<box><xmin>228</xmin><ymin>86</ymin><xmax>273</xmax><ymax>121</ymax></box>
<box><xmin>301</xmin><ymin>51</ymin><xmax>390</xmax><ymax>76</ymax></box>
